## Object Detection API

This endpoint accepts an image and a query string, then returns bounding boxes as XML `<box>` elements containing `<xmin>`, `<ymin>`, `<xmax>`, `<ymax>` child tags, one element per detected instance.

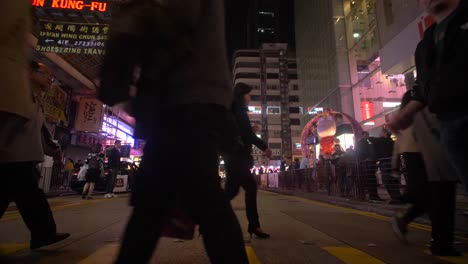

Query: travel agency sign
<box><xmin>32</xmin><ymin>0</ymin><xmax>109</xmax><ymax>54</ymax></box>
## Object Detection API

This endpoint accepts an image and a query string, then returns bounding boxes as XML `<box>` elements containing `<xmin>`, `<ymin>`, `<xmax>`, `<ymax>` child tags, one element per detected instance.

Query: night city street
<box><xmin>1</xmin><ymin>191</ymin><xmax>467</xmax><ymax>263</ymax></box>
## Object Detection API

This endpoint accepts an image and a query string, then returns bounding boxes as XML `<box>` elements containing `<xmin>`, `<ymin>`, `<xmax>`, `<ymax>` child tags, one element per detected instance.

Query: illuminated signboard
<box><xmin>32</xmin><ymin>0</ymin><xmax>108</xmax><ymax>12</ymax></box>
<box><xmin>36</xmin><ymin>21</ymin><xmax>108</xmax><ymax>54</ymax></box>
<box><xmin>361</xmin><ymin>101</ymin><xmax>375</xmax><ymax>126</ymax></box>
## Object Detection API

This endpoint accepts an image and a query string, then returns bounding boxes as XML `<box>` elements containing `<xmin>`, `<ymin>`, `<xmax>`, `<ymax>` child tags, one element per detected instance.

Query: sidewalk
<box><xmin>261</xmin><ymin>187</ymin><xmax>468</xmax><ymax>236</ymax></box>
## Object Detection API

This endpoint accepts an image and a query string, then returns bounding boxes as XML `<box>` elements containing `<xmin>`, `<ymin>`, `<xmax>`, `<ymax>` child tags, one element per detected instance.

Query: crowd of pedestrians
<box><xmin>1</xmin><ymin>0</ymin><xmax>467</xmax><ymax>261</ymax></box>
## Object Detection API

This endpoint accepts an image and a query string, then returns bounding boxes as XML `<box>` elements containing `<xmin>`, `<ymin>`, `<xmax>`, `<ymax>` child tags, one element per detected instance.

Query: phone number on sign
<box><xmin>55</xmin><ymin>40</ymin><xmax>105</xmax><ymax>47</ymax></box>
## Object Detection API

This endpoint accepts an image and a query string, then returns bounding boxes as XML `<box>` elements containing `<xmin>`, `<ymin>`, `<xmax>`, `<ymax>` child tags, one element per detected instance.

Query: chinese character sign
<box><xmin>75</xmin><ymin>98</ymin><xmax>103</xmax><ymax>132</ymax></box>
<box><xmin>36</xmin><ymin>21</ymin><xmax>108</xmax><ymax>54</ymax></box>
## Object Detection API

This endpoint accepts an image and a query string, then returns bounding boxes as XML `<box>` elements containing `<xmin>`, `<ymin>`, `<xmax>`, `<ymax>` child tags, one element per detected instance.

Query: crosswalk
<box><xmin>1</xmin><ymin>241</ymin><xmax>467</xmax><ymax>264</ymax></box>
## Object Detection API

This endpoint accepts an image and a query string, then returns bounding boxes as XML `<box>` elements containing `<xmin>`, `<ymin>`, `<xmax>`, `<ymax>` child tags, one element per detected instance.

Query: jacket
<box><xmin>107</xmin><ymin>147</ymin><xmax>121</xmax><ymax>168</ymax></box>
<box><xmin>411</xmin><ymin>0</ymin><xmax>468</xmax><ymax>120</ymax></box>
<box><xmin>231</xmin><ymin>100</ymin><xmax>267</xmax><ymax>157</ymax></box>
<box><xmin>0</xmin><ymin>103</ymin><xmax>45</xmax><ymax>163</ymax></box>
<box><xmin>0</xmin><ymin>0</ymin><xmax>34</xmax><ymax>120</ymax></box>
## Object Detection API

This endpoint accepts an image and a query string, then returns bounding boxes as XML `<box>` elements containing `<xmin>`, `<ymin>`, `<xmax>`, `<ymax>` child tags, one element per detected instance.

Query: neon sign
<box><xmin>32</xmin><ymin>0</ymin><xmax>108</xmax><ymax>12</ymax></box>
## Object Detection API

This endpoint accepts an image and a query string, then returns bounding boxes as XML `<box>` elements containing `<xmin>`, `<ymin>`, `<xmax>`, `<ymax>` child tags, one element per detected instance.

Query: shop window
<box><xmin>248</xmin><ymin>106</ymin><xmax>262</xmax><ymax>114</ymax></box>
<box><xmin>267</xmin><ymin>106</ymin><xmax>281</xmax><ymax>114</ymax></box>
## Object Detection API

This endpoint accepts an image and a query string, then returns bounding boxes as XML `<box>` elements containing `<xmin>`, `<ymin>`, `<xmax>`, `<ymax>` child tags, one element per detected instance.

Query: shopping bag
<box><xmin>161</xmin><ymin>204</ymin><xmax>196</xmax><ymax>240</ymax></box>
<box><xmin>77</xmin><ymin>164</ymin><xmax>88</xmax><ymax>180</ymax></box>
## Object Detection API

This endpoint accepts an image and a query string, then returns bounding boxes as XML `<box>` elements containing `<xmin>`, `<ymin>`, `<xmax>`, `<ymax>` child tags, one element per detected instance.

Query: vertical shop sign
<box><xmin>361</xmin><ymin>101</ymin><xmax>375</xmax><ymax>125</ymax></box>
<box><xmin>75</xmin><ymin>98</ymin><xmax>103</xmax><ymax>132</ymax></box>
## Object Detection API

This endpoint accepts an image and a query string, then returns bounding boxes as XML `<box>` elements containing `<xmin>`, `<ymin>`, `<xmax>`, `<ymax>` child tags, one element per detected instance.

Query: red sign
<box><xmin>418</xmin><ymin>15</ymin><xmax>435</xmax><ymax>40</ymax></box>
<box><xmin>32</xmin><ymin>0</ymin><xmax>108</xmax><ymax>12</ymax></box>
<box><xmin>361</xmin><ymin>101</ymin><xmax>375</xmax><ymax>125</ymax></box>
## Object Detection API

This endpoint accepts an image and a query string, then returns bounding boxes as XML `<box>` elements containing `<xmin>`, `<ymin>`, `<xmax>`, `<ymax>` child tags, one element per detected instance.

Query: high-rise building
<box><xmin>233</xmin><ymin>43</ymin><xmax>302</xmax><ymax>166</ymax></box>
<box><xmin>295</xmin><ymin>0</ymin><xmax>409</xmax><ymax>135</ymax></box>
<box><xmin>225</xmin><ymin>0</ymin><xmax>295</xmax><ymax>61</ymax></box>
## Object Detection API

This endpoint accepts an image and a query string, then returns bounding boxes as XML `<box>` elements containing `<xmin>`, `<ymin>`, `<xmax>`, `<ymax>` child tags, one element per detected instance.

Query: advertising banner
<box><xmin>260</xmin><ymin>174</ymin><xmax>268</xmax><ymax>188</ymax></box>
<box><xmin>36</xmin><ymin>21</ymin><xmax>109</xmax><ymax>55</ymax></box>
<box><xmin>75</xmin><ymin>98</ymin><xmax>103</xmax><ymax>132</ymax></box>
<box><xmin>268</xmin><ymin>173</ymin><xmax>279</xmax><ymax>188</ymax></box>
<box><xmin>43</xmin><ymin>84</ymin><xmax>69</xmax><ymax>124</ymax></box>
<box><xmin>113</xmin><ymin>174</ymin><xmax>128</xmax><ymax>193</ymax></box>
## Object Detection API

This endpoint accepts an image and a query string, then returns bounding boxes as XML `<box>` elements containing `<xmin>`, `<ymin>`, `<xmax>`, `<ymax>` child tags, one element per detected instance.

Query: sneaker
<box><xmin>30</xmin><ymin>233</ymin><xmax>70</xmax><ymax>250</ymax></box>
<box><xmin>104</xmin><ymin>193</ymin><xmax>112</xmax><ymax>198</ymax></box>
<box><xmin>391</xmin><ymin>216</ymin><xmax>408</xmax><ymax>244</ymax></box>
<box><xmin>86</xmin><ymin>196</ymin><xmax>93</xmax><ymax>200</ymax></box>
<box><xmin>111</xmin><ymin>193</ymin><xmax>118</xmax><ymax>198</ymax></box>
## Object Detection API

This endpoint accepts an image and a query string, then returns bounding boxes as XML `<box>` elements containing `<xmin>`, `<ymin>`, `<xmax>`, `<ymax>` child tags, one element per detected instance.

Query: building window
<box><xmin>307</xmin><ymin>107</ymin><xmax>324</xmax><ymax>115</ymax></box>
<box><xmin>235</xmin><ymin>73</ymin><xmax>261</xmax><ymax>79</ymax></box>
<box><xmin>267</xmin><ymin>73</ymin><xmax>279</xmax><ymax>79</ymax></box>
<box><xmin>290</xmin><ymin>119</ymin><xmax>301</xmax><ymax>126</ymax></box>
<box><xmin>289</xmin><ymin>107</ymin><xmax>300</xmax><ymax>114</ymax></box>
<box><xmin>267</xmin><ymin>106</ymin><xmax>281</xmax><ymax>114</ymax></box>
<box><xmin>248</xmin><ymin>106</ymin><xmax>262</xmax><ymax>114</ymax></box>
<box><xmin>251</xmin><ymin>95</ymin><xmax>262</xmax><ymax>101</ymax></box>
<box><xmin>292</xmin><ymin>84</ymin><xmax>299</xmax><ymax>91</ymax></box>
<box><xmin>267</xmin><ymin>85</ymin><xmax>278</xmax><ymax>90</ymax></box>
<box><xmin>289</xmin><ymin>96</ymin><xmax>299</xmax><ymax>102</ymax></box>
<box><xmin>267</xmin><ymin>95</ymin><xmax>281</xmax><ymax>102</ymax></box>
<box><xmin>288</xmin><ymin>73</ymin><xmax>298</xmax><ymax>80</ymax></box>
<box><xmin>269</xmin><ymin>143</ymin><xmax>282</xmax><ymax>149</ymax></box>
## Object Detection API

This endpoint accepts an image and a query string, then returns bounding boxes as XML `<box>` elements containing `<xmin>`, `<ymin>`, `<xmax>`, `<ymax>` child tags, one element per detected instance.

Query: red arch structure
<box><xmin>300</xmin><ymin>109</ymin><xmax>364</xmax><ymax>157</ymax></box>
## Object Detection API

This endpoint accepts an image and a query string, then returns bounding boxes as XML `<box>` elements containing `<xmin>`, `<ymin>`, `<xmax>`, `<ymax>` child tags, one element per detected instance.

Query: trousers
<box><xmin>224</xmin><ymin>155</ymin><xmax>260</xmax><ymax>229</ymax></box>
<box><xmin>0</xmin><ymin>162</ymin><xmax>57</xmax><ymax>241</ymax></box>
<box><xmin>116</xmin><ymin>105</ymin><xmax>247</xmax><ymax>264</ymax></box>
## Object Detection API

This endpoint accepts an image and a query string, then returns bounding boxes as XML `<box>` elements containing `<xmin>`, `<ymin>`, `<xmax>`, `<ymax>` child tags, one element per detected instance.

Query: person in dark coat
<box><xmin>224</xmin><ymin>83</ymin><xmax>272</xmax><ymax>239</ymax></box>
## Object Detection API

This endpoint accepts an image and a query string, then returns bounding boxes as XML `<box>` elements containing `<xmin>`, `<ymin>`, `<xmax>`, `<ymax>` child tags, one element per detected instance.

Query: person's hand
<box><xmin>264</xmin><ymin>148</ymin><xmax>272</xmax><ymax>158</ymax></box>
<box><xmin>387</xmin><ymin>112</ymin><xmax>413</xmax><ymax>133</ymax></box>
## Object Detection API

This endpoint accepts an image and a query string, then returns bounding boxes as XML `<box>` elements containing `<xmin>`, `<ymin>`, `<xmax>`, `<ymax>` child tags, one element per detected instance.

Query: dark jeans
<box><xmin>225</xmin><ymin>155</ymin><xmax>260</xmax><ymax>230</ymax></box>
<box><xmin>440</xmin><ymin>116</ymin><xmax>468</xmax><ymax>196</ymax></box>
<box><xmin>106</xmin><ymin>168</ymin><xmax>118</xmax><ymax>193</ymax></box>
<box><xmin>0</xmin><ymin>162</ymin><xmax>57</xmax><ymax>241</ymax></box>
<box><xmin>379</xmin><ymin>159</ymin><xmax>402</xmax><ymax>200</ymax></box>
<box><xmin>116</xmin><ymin>105</ymin><xmax>247</xmax><ymax>264</ymax></box>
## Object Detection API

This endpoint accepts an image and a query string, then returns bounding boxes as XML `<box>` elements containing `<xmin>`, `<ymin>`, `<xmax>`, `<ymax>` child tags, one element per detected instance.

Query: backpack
<box><xmin>88</xmin><ymin>155</ymin><xmax>101</xmax><ymax>170</ymax></box>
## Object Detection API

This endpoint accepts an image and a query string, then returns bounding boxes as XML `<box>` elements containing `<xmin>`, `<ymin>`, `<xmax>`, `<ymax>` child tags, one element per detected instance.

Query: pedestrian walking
<box><xmin>0</xmin><ymin>1</ymin><xmax>69</xmax><ymax>249</ymax></box>
<box><xmin>224</xmin><ymin>83</ymin><xmax>272</xmax><ymax>239</ymax></box>
<box><xmin>99</xmin><ymin>0</ymin><xmax>248</xmax><ymax>263</ymax></box>
<box><xmin>388</xmin><ymin>0</ymin><xmax>468</xmax><ymax>213</ymax></box>
<box><xmin>374</xmin><ymin>129</ymin><xmax>403</xmax><ymax>204</ymax></box>
<box><xmin>390</xmin><ymin>91</ymin><xmax>460</xmax><ymax>256</ymax></box>
<box><xmin>82</xmin><ymin>144</ymin><xmax>104</xmax><ymax>200</ymax></box>
<box><xmin>355</xmin><ymin>131</ymin><xmax>382</xmax><ymax>201</ymax></box>
<box><xmin>104</xmin><ymin>140</ymin><xmax>121</xmax><ymax>198</ymax></box>
<box><xmin>64</xmin><ymin>158</ymin><xmax>74</xmax><ymax>188</ymax></box>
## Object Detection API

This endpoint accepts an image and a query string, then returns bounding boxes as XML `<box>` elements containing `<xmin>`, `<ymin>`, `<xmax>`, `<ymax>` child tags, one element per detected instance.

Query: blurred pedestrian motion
<box><xmin>99</xmin><ymin>0</ymin><xmax>248</xmax><ymax>263</ymax></box>
<box><xmin>0</xmin><ymin>0</ymin><xmax>69</xmax><ymax>250</ymax></box>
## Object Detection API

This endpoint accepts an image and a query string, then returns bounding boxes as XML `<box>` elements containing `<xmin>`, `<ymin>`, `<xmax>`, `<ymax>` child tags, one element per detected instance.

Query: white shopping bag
<box><xmin>77</xmin><ymin>164</ymin><xmax>88</xmax><ymax>180</ymax></box>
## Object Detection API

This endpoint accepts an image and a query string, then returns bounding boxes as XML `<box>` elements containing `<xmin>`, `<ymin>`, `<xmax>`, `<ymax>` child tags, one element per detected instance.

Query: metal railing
<box><xmin>254</xmin><ymin>157</ymin><xmax>406</xmax><ymax>201</ymax></box>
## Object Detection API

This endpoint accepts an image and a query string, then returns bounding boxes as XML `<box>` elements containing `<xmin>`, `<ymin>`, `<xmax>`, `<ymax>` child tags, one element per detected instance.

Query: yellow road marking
<box><xmin>78</xmin><ymin>244</ymin><xmax>261</xmax><ymax>264</ymax></box>
<box><xmin>424</xmin><ymin>250</ymin><xmax>468</xmax><ymax>264</ymax></box>
<box><xmin>0</xmin><ymin>243</ymin><xmax>29</xmax><ymax>256</ymax></box>
<box><xmin>1</xmin><ymin>197</ymin><xmax>127</xmax><ymax>222</ymax></box>
<box><xmin>263</xmin><ymin>191</ymin><xmax>466</xmax><ymax>238</ymax></box>
<box><xmin>78</xmin><ymin>243</ymin><xmax>119</xmax><ymax>264</ymax></box>
<box><xmin>246</xmin><ymin>245</ymin><xmax>262</xmax><ymax>264</ymax></box>
<box><xmin>323</xmin><ymin>246</ymin><xmax>385</xmax><ymax>264</ymax></box>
